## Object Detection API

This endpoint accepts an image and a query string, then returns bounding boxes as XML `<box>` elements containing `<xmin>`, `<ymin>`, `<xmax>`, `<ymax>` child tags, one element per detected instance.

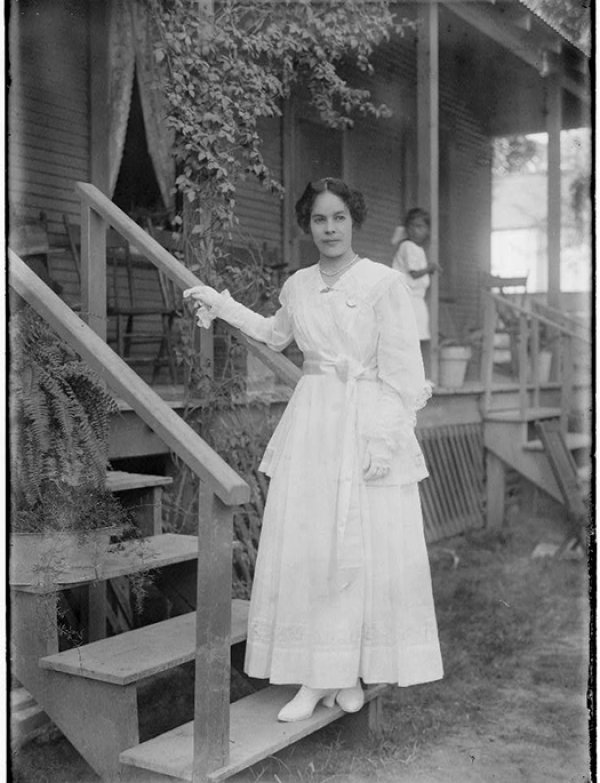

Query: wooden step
<box><xmin>10</xmin><ymin>688</ymin><xmax>52</xmax><ymax>747</ymax></box>
<box><xmin>484</xmin><ymin>406</ymin><xmax>561</xmax><ymax>423</ymax></box>
<box><xmin>522</xmin><ymin>432</ymin><xmax>591</xmax><ymax>453</ymax></box>
<box><xmin>16</xmin><ymin>533</ymin><xmax>199</xmax><ymax>592</ymax></box>
<box><xmin>106</xmin><ymin>470</ymin><xmax>173</xmax><ymax>493</ymax></box>
<box><xmin>120</xmin><ymin>683</ymin><xmax>389</xmax><ymax>782</ymax></box>
<box><xmin>40</xmin><ymin>599</ymin><xmax>250</xmax><ymax>685</ymax></box>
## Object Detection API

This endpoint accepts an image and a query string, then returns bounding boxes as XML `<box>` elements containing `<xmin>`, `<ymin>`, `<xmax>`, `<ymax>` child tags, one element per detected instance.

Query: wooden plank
<box><xmin>8</xmin><ymin>254</ymin><xmax>250</xmax><ymax>506</ymax></box>
<box><xmin>193</xmin><ymin>495</ymin><xmax>233</xmax><ymax>776</ymax></box>
<box><xmin>81</xmin><ymin>204</ymin><xmax>107</xmax><ymax>339</ymax></box>
<box><xmin>13</xmin><ymin>534</ymin><xmax>199</xmax><ymax>593</ymax></box>
<box><xmin>546</xmin><ymin>71</ymin><xmax>562</xmax><ymax>309</ymax></box>
<box><xmin>42</xmin><ymin>670</ymin><xmax>139</xmax><ymax>782</ymax></box>
<box><xmin>416</xmin><ymin>1</ymin><xmax>439</xmax><ymax>382</ymax></box>
<box><xmin>484</xmin><ymin>407</ymin><xmax>561</xmax><ymax>423</ymax></box>
<box><xmin>523</xmin><ymin>432</ymin><xmax>591</xmax><ymax>453</ymax></box>
<box><xmin>40</xmin><ymin>600</ymin><xmax>249</xmax><ymax>685</ymax></box>
<box><xmin>486</xmin><ymin>451</ymin><xmax>506</xmax><ymax>528</ymax></box>
<box><xmin>120</xmin><ymin>684</ymin><xmax>390</xmax><ymax>782</ymax></box>
<box><xmin>106</xmin><ymin>470</ymin><xmax>173</xmax><ymax>493</ymax></box>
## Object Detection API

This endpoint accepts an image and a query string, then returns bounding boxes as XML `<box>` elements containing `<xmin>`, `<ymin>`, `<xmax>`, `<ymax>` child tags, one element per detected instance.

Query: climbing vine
<box><xmin>148</xmin><ymin>0</ymin><xmax>408</xmax><ymax>276</ymax></box>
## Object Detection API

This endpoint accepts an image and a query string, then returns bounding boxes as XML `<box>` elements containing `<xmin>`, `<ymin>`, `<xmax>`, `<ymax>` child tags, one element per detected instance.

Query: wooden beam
<box><xmin>417</xmin><ymin>2</ymin><xmax>439</xmax><ymax>383</ymax></box>
<box><xmin>193</xmin><ymin>494</ymin><xmax>233</xmax><ymax>779</ymax></box>
<box><xmin>546</xmin><ymin>73</ymin><xmax>562</xmax><ymax>308</ymax></box>
<box><xmin>562</xmin><ymin>74</ymin><xmax>591</xmax><ymax>106</ymax></box>
<box><xmin>444</xmin><ymin>2</ymin><xmax>555</xmax><ymax>74</ymax></box>
<box><xmin>80</xmin><ymin>204</ymin><xmax>107</xmax><ymax>340</ymax></box>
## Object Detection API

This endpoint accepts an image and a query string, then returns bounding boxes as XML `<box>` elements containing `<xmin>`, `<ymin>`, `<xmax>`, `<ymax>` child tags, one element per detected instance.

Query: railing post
<box><xmin>193</xmin><ymin>491</ymin><xmax>233</xmax><ymax>781</ymax></box>
<box><xmin>480</xmin><ymin>293</ymin><xmax>495</xmax><ymax>414</ymax></box>
<box><xmin>531</xmin><ymin>318</ymin><xmax>540</xmax><ymax>409</ymax></box>
<box><xmin>81</xmin><ymin>205</ymin><xmax>107</xmax><ymax>340</ymax></box>
<box><xmin>517</xmin><ymin>312</ymin><xmax>528</xmax><ymax>419</ymax></box>
<box><xmin>560</xmin><ymin>334</ymin><xmax>574</xmax><ymax>433</ymax></box>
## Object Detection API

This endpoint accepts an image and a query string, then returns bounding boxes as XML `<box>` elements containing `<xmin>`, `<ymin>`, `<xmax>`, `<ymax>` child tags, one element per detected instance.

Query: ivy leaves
<box><xmin>149</xmin><ymin>0</ymin><xmax>406</xmax><ymax>250</ymax></box>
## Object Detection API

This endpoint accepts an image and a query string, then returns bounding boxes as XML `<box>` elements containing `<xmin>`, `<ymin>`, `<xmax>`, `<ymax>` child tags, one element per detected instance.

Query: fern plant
<box><xmin>10</xmin><ymin>305</ymin><xmax>123</xmax><ymax>533</ymax></box>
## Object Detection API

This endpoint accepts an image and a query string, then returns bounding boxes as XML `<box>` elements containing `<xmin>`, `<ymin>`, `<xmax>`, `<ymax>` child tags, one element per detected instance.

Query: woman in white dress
<box><xmin>184</xmin><ymin>178</ymin><xmax>443</xmax><ymax>723</ymax></box>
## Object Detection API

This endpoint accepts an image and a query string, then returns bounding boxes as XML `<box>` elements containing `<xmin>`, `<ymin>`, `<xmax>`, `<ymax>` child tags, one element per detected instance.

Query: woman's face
<box><xmin>309</xmin><ymin>191</ymin><xmax>353</xmax><ymax>262</ymax></box>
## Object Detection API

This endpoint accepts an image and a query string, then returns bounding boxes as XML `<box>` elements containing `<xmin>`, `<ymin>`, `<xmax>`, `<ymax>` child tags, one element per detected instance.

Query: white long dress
<box><xmin>213</xmin><ymin>258</ymin><xmax>443</xmax><ymax>689</ymax></box>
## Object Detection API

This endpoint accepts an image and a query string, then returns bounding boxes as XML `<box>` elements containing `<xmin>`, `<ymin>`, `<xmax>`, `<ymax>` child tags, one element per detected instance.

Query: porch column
<box><xmin>89</xmin><ymin>0</ymin><xmax>110</xmax><ymax>194</ymax></box>
<box><xmin>416</xmin><ymin>2</ymin><xmax>440</xmax><ymax>382</ymax></box>
<box><xmin>546</xmin><ymin>72</ymin><xmax>562</xmax><ymax>309</ymax></box>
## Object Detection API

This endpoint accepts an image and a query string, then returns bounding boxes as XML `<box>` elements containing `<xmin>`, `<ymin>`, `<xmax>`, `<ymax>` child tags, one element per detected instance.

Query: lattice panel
<box><xmin>417</xmin><ymin>423</ymin><xmax>485</xmax><ymax>543</ymax></box>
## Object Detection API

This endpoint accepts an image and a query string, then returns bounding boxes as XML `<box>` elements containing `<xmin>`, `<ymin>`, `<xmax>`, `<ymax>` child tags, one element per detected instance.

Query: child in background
<box><xmin>391</xmin><ymin>208</ymin><xmax>440</xmax><ymax>347</ymax></box>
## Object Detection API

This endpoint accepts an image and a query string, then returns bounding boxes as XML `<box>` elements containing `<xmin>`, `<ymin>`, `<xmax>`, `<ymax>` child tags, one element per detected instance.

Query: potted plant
<box><xmin>9</xmin><ymin>304</ymin><xmax>132</xmax><ymax>587</ymax></box>
<box><xmin>528</xmin><ymin>320</ymin><xmax>558</xmax><ymax>384</ymax></box>
<box><xmin>438</xmin><ymin>328</ymin><xmax>482</xmax><ymax>388</ymax></box>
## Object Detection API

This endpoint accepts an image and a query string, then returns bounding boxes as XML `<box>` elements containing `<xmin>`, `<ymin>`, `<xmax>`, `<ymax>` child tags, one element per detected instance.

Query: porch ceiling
<box><xmin>435</xmin><ymin>0</ymin><xmax>590</xmax><ymax>136</ymax></box>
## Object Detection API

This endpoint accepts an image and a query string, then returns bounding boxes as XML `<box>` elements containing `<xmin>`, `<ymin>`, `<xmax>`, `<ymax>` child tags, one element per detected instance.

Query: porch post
<box><xmin>416</xmin><ymin>1</ymin><xmax>440</xmax><ymax>382</ymax></box>
<box><xmin>89</xmin><ymin>0</ymin><xmax>110</xmax><ymax>195</ymax></box>
<box><xmin>546</xmin><ymin>73</ymin><xmax>562</xmax><ymax>309</ymax></box>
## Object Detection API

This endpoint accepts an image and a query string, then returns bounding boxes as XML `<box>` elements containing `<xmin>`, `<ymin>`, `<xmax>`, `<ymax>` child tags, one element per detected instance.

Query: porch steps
<box><xmin>120</xmin><ymin>684</ymin><xmax>389</xmax><ymax>782</ymax></box>
<box><xmin>40</xmin><ymin>599</ymin><xmax>250</xmax><ymax>684</ymax></box>
<box><xmin>483</xmin><ymin>406</ymin><xmax>592</xmax><ymax>527</ymax></box>
<box><xmin>14</xmin><ymin>533</ymin><xmax>200</xmax><ymax>590</ymax></box>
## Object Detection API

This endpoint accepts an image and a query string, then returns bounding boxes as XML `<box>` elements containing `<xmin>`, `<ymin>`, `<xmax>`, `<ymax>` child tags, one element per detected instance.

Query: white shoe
<box><xmin>335</xmin><ymin>680</ymin><xmax>364</xmax><ymax>713</ymax></box>
<box><xmin>277</xmin><ymin>686</ymin><xmax>338</xmax><ymax>722</ymax></box>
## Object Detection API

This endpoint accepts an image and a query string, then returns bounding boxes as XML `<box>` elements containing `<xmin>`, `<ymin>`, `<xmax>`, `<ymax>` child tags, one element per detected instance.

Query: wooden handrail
<box><xmin>75</xmin><ymin>182</ymin><xmax>303</xmax><ymax>389</ymax></box>
<box><xmin>8</xmin><ymin>251</ymin><xmax>250</xmax><ymax>507</ymax></box>
<box><xmin>487</xmin><ymin>291</ymin><xmax>591</xmax><ymax>344</ymax></box>
<box><xmin>481</xmin><ymin>288</ymin><xmax>590</xmax><ymax>421</ymax></box>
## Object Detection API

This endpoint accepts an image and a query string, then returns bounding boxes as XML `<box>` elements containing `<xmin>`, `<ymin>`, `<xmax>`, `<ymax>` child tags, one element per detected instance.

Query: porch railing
<box><xmin>75</xmin><ymin>181</ymin><xmax>302</xmax><ymax>389</ymax></box>
<box><xmin>9</xmin><ymin>250</ymin><xmax>251</xmax><ymax>778</ymax></box>
<box><xmin>481</xmin><ymin>290</ymin><xmax>592</xmax><ymax>427</ymax></box>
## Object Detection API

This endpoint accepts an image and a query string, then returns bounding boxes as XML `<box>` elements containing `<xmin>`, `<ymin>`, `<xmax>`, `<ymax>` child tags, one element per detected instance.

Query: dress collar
<box><xmin>314</xmin><ymin>257</ymin><xmax>365</xmax><ymax>294</ymax></box>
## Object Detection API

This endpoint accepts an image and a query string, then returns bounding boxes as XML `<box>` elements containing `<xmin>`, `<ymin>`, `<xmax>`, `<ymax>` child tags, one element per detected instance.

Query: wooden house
<box><xmin>8</xmin><ymin>1</ymin><xmax>592</xmax><ymax>780</ymax></box>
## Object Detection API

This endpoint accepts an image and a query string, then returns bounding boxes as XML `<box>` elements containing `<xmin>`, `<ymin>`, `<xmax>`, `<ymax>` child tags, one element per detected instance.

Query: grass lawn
<box><xmin>10</xmin><ymin>501</ymin><xmax>592</xmax><ymax>783</ymax></box>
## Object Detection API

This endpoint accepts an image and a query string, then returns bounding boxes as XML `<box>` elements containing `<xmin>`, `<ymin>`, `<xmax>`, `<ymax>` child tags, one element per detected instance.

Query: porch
<box><xmin>9</xmin><ymin>183</ymin><xmax>591</xmax><ymax>782</ymax></box>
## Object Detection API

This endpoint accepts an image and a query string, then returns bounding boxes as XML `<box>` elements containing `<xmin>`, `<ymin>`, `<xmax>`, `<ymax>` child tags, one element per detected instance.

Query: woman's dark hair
<box><xmin>295</xmin><ymin>177</ymin><xmax>367</xmax><ymax>233</ymax></box>
<box><xmin>404</xmin><ymin>207</ymin><xmax>431</xmax><ymax>228</ymax></box>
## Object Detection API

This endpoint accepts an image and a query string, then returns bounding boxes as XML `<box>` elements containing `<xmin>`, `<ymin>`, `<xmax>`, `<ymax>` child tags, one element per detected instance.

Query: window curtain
<box><xmin>107</xmin><ymin>0</ymin><xmax>135</xmax><ymax>198</ymax></box>
<box><xmin>107</xmin><ymin>0</ymin><xmax>175</xmax><ymax>210</ymax></box>
<box><xmin>131</xmin><ymin>2</ymin><xmax>175</xmax><ymax>210</ymax></box>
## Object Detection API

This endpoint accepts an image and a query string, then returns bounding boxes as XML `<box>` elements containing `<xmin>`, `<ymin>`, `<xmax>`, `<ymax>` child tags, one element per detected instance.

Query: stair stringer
<box><xmin>483</xmin><ymin>419</ymin><xmax>562</xmax><ymax>503</ymax></box>
<box><xmin>11</xmin><ymin>590</ymin><xmax>138</xmax><ymax>781</ymax></box>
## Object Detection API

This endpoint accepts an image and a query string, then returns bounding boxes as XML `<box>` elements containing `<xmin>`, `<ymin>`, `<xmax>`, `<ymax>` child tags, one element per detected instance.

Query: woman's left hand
<box><xmin>363</xmin><ymin>440</ymin><xmax>391</xmax><ymax>482</ymax></box>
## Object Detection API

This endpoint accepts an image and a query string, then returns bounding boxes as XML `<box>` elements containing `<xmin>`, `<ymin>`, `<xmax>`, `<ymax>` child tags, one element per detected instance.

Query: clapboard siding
<box><xmin>345</xmin><ymin>36</ymin><xmax>416</xmax><ymax>267</ymax></box>
<box><xmin>439</xmin><ymin>50</ymin><xmax>492</xmax><ymax>335</ymax></box>
<box><xmin>9</xmin><ymin>0</ymin><xmax>89</xmax><ymax>240</ymax></box>
<box><xmin>347</xmin><ymin>124</ymin><xmax>404</xmax><ymax>266</ymax></box>
<box><xmin>234</xmin><ymin>117</ymin><xmax>284</xmax><ymax>254</ymax></box>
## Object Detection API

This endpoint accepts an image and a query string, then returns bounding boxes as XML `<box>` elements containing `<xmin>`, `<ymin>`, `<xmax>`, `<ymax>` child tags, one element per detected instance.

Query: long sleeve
<box><xmin>213</xmin><ymin>278</ymin><xmax>295</xmax><ymax>352</ymax></box>
<box><xmin>369</xmin><ymin>275</ymin><xmax>432</xmax><ymax>451</ymax></box>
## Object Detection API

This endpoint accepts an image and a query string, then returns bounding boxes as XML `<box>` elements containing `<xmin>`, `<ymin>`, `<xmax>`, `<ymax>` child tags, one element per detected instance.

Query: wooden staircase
<box><xmin>9</xmin><ymin>188</ymin><xmax>385</xmax><ymax>783</ymax></box>
<box><xmin>481</xmin><ymin>290</ymin><xmax>592</xmax><ymax>530</ymax></box>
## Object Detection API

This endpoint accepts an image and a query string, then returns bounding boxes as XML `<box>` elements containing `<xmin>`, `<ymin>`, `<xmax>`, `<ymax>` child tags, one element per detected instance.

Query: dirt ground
<box><xmin>11</xmin><ymin>500</ymin><xmax>592</xmax><ymax>783</ymax></box>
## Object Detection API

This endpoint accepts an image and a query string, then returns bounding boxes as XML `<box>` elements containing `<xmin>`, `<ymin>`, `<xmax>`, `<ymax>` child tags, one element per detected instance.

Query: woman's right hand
<box><xmin>183</xmin><ymin>284</ymin><xmax>223</xmax><ymax>309</ymax></box>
